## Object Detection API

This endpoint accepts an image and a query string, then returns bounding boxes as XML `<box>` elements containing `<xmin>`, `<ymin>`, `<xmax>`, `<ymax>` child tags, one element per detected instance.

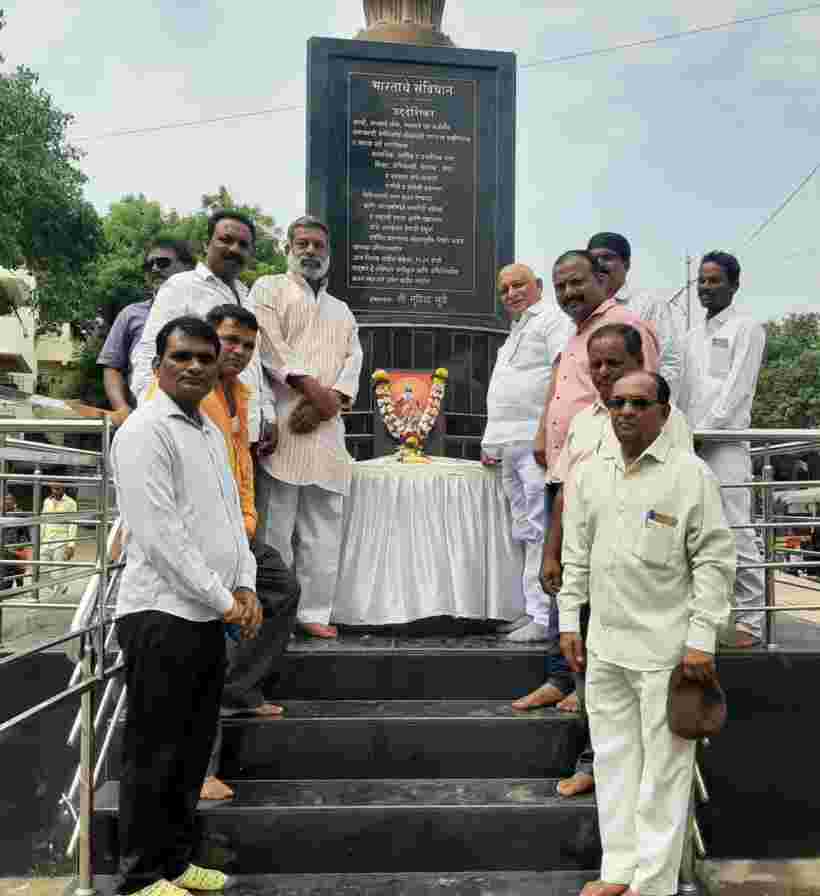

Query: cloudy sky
<box><xmin>2</xmin><ymin>0</ymin><xmax>818</xmax><ymax>326</ymax></box>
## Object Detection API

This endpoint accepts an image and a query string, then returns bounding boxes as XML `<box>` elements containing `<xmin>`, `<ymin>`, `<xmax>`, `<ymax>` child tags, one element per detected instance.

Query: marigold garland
<box><xmin>372</xmin><ymin>368</ymin><xmax>448</xmax><ymax>461</ymax></box>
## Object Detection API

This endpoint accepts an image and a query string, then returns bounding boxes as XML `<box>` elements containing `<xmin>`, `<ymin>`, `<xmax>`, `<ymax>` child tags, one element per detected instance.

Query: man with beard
<box><xmin>251</xmin><ymin>215</ymin><xmax>363</xmax><ymax>639</ymax></box>
<box><xmin>98</xmin><ymin>239</ymin><xmax>195</xmax><ymax>423</ymax></box>
<box><xmin>587</xmin><ymin>233</ymin><xmax>682</xmax><ymax>400</ymax></box>
<box><xmin>678</xmin><ymin>251</ymin><xmax>766</xmax><ymax>648</ymax></box>
<box><xmin>130</xmin><ymin>211</ymin><xmax>275</xmax><ymax>450</ymax></box>
<box><xmin>559</xmin><ymin>370</ymin><xmax>732</xmax><ymax>896</ymax></box>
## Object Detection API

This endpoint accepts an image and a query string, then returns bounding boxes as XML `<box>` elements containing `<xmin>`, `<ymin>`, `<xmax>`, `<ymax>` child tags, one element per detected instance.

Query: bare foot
<box><xmin>253</xmin><ymin>702</ymin><xmax>284</xmax><ymax>716</ymax></box>
<box><xmin>300</xmin><ymin>622</ymin><xmax>338</xmax><ymax>639</ymax></box>
<box><xmin>200</xmin><ymin>776</ymin><xmax>234</xmax><ymax>801</ymax></box>
<box><xmin>580</xmin><ymin>883</ymin><xmax>628</xmax><ymax>896</ymax></box>
<box><xmin>511</xmin><ymin>682</ymin><xmax>565</xmax><ymax>711</ymax></box>
<box><xmin>557</xmin><ymin>691</ymin><xmax>579</xmax><ymax>712</ymax></box>
<box><xmin>557</xmin><ymin>772</ymin><xmax>594</xmax><ymax>798</ymax></box>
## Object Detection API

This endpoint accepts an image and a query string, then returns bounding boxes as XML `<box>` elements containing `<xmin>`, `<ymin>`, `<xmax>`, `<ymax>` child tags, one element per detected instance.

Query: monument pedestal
<box><xmin>306</xmin><ymin>37</ymin><xmax>515</xmax><ymax>459</ymax></box>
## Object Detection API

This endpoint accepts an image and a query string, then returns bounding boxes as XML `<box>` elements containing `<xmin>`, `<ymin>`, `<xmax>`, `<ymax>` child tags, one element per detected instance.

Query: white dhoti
<box><xmin>256</xmin><ymin>472</ymin><xmax>343</xmax><ymax>625</ymax></box>
<box><xmin>500</xmin><ymin>442</ymin><xmax>551</xmax><ymax>629</ymax></box>
<box><xmin>40</xmin><ymin>544</ymin><xmax>70</xmax><ymax>598</ymax></box>
<box><xmin>587</xmin><ymin>650</ymin><xmax>695</xmax><ymax>896</ymax></box>
<box><xmin>699</xmin><ymin>442</ymin><xmax>764</xmax><ymax>638</ymax></box>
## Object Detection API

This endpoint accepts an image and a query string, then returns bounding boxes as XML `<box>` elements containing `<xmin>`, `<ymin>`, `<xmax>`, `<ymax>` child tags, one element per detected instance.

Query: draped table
<box><xmin>331</xmin><ymin>455</ymin><xmax>525</xmax><ymax>625</ymax></box>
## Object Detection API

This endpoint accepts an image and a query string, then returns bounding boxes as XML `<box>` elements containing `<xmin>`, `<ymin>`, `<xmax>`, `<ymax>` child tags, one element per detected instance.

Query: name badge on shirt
<box><xmin>645</xmin><ymin>510</ymin><xmax>678</xmax><ymax>528</ymax></box>
<box><xmin>709</xmin><ymin>336</ymin><xmax>731</xmax><ymax>378</ymax></box>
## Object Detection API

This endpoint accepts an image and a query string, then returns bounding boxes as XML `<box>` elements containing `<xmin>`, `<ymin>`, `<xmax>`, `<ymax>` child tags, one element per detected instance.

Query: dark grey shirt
<box><xmin>97</xmin><ymin>299</ymin><xmax>153</xmax><ymax>383</ymax></box>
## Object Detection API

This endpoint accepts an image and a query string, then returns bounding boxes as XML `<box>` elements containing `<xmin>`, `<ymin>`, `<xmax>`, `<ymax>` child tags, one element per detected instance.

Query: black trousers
<box><xmin>117</xmin><ymin>611</ymin><xmax>226</xmax><ymax>894</ymax></box>
<box><xmin>221</xmin><ymin>539</ymin><xmax>300</xmax><ymax>710</ymax></box>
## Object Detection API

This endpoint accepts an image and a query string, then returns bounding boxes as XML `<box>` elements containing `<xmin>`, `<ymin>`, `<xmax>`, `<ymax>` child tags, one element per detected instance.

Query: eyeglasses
<box><xmin>605</xmin><ymin>397</ymin><xmax>665</xmax><ymax>411</ymax></box>
<box><xmin>143</xmin><ymin>257</ymin><xmax>173</xmax><ymax>272</ymax></box>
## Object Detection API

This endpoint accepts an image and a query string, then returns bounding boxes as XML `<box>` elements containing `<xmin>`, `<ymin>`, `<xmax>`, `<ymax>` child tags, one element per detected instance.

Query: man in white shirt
<box><xmin>587</xmin><ymin>232</ymin><xmax>682</xmax><ymax>401</ymax></box>
<box><xmin>678</xmin><ymin>251</ymin><xmax>766</xmax><ymax>647</ymax></box>
<box><xmin>130</xmin><ymin>210</ymin><xmax>275</xmax><ymax>448</ymax></box>
<box><xmin>481</xmin><ymin>263</ymin><xmax>572</xmax><ymax>644</ymax></box>
<box><xmin>559</xmin><ymin>370</ymin><xmax>733</xmax><ymax>896</ymax></box>
<box><xmin>113</xmin><ymin>315</ymin><xmax>262</xmax><ymax>896</ymax></box>
<box><xmin>252</xmin><ymin>216</ymin><xmax>363</xmax><ymax>639</ymax></box>
<box><xmin>40</xmin><ymin>482</ymin><xmax>78</xmax><ymax>598</ymax></box>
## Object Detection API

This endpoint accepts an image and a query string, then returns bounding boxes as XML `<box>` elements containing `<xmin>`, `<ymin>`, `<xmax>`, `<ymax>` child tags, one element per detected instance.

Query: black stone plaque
<box><xmin>307</xmin><ymin>38</ymin><xmax>515</xmax><ymax>326</ymax></box>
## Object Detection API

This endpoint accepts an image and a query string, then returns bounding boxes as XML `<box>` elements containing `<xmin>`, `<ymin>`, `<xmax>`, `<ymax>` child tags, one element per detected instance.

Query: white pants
<box><xmin>40</xmin><ymin>544</ymin><xmax>69</xmax><ymax>598</ymax></box>
<box><xmin>587</xmin><ymin>651</ymin><xmax>695</xmax><ymax>896</ymax></box>
<box><xmin>500</xmin><ymin>442</ymin><xmax>551</xmax><ymax>628</ymax></box>
<box><xmin>699</xmin><ymin>443</ymin><xmax>764</xmax><ymax>638</ymax></box>
<box><xmin>256</xmin><ymin>473</ymin><xmax>343</xmax><ymax>625</ymax></box>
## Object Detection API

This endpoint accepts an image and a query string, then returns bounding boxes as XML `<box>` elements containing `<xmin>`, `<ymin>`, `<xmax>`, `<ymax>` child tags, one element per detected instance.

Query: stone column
<box><xmin>356</xmin><ymin>0</ymin><xmax>454</xmax><ymax>46</ymax></box>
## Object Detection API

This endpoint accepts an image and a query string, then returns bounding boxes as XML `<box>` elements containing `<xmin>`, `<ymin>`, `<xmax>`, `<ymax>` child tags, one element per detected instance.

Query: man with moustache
<box><xmin>541</xmin><ymin>324</ymin><xmax>691</xmax><ymax>798</ymax></box>
<box><xmin>559</xmin><ymin>370</ymin><xmax>733</xmax><ymax>896</ymax></box>
<box><xmin>130</xmin><ymin>210</ymin><xmax>275</xmax><ymax>449</ymax></box>
<box><xmin>98</xmin><ymin>239</ymin><xmax>195</xmax><ymax>423</ymax></box>
<box><xmin>587</xmin><ymin>233</ymin><xmax>682</xmax><ymax>400</ymax></box>
<box><xmin>481</xmin><ymin>263</ymin><xmax>573</xmax><ymax>647</ymax></box>
<box><xmin>678</xmin><ymin>251</ymin><xmax>766</xmax><ymax>648</ymax></box>
<box><xmin>519</xmin><ymin>252</ymin><xmax>660</xmax><ymax>711</ymax></box>
<box><xmin>251</xmin><ymin>216</ymin><xmax>363</xmax><ymax>639</ymax></box>
<box><xmin>113</xmin><ymin>316</ymin><xmax>261</xmax><ymax>896</ymax></box>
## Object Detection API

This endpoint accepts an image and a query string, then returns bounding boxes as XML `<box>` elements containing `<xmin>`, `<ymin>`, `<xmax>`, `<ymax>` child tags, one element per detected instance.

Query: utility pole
<box><xmin>684</xmin><ymin>254</ymin><xmax>693</xmax><ymax>332</ymax></box>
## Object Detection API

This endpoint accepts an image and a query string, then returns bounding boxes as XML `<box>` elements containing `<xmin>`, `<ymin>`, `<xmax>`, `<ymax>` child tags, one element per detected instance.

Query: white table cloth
<box><xmin>331</xmin><ymin>455</ymin><xmax>526</xmax><ymax>625</ymax></box>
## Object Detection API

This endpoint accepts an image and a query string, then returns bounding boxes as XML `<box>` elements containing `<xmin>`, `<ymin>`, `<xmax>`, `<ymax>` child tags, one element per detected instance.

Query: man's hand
<box><xmin>682</xmin><ymin>647</ymin><xmax>716</xmax><ymax>684</ymax></box>
<box><xmin>233</xmin><ymin>588</ymin><xmax>263</xmax><ymax>639</ymax></box>
<box><xmin>540</xmin><ymin>549</ymin><xmax>562</xmax><ymax>595</ymax></box>
<box><xmin>560</xmin><ymin>632</ymin><xmax>586</xmax><ymax>673</ymax></box>
<box><xmin>289</xmin><ymin>399</ymin><xmax>323</xmax><ymax>434</ymax></box>
<box><xmin>480</xmin><ymin>452</ymin><xmax>499</xmax><ymax>467</ymax></box>
<box><xmin>533</xmin><ymin>446</ymin><xmax>547</xmax><ymax>468</ymax></box>
<box><xmin>109</xmin><ymin>407</ymin><xmax>131</xmax><ymax>427</ymax></box>
<box><xmin>312</xmin><ymin>387</ymin><xmax>341</xmax><ymax>421</ymax></box>
<box><xmin>64</xmin><ymin>545</ymin><xmax>75</xmax><ymax>561</ymax></box>
<box><xmin>254</xmin><ymin>420</ymin><xmax>279</xmax><ymax>457</ymax></box>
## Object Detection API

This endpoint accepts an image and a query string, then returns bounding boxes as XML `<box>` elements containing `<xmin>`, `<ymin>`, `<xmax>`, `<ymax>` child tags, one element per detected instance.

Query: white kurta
<box><xmin>679</xmin><ymin>304</ymin><xmax>767</xmax><ymax>637</ymax></box>
<box><xmin>251</xmin><ymin>272</ymin><xmax>363</xmax><ymax>625</ymax></box>
<box><xmin>482</xmin><ymin>299</ymin><xmax>571</xmax><ymax>629</ymax></box>
<box><xmin>558</xmin><ymin>429</ymin><xmax>733</xmax><ymax>895</ymax></box>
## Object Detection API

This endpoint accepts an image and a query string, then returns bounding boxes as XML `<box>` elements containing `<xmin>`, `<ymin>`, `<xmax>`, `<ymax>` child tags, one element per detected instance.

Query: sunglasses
<box><xmin>143</xmin><ymin>257</ymin><xmax>174</xmax><ymax>272</ymax></box>
<box><xmin>605</xmin><ymin>397</ymin><xmax>664</xmax><ymax>411</ymax></box>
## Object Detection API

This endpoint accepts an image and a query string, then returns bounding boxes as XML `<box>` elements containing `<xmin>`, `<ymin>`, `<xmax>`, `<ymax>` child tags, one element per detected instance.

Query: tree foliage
<box><xmin>0</xmin><ymin>14</ymin><xmax>103</xmax><ymax>327</ymax></box>
<box><xmin>752</xmin><ymin>313</ymin><xmax>820</xmax><ymax>429</ymax></box>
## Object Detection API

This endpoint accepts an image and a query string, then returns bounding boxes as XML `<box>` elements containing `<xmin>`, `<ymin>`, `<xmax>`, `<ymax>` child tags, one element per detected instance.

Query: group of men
<box><xmin>481</xmin><ymin>233</ymin><xmax>764</xmax><ymax>895</ymax></box>
<box><xmin>101</xmin><ymin>212</ymin><xmax>763</xmax><ymax>896</ymax></box>
<box><xmin>105</xmin><ymin>211</ymin><xmax>362</xmax><ymax>896</ymax></box>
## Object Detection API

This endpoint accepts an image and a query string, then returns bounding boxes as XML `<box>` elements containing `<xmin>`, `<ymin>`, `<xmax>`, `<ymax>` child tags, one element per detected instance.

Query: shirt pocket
<box><xmin>632</xmin><ymin>519</ymin><xmax>676</xmax><ymax>567</ymax></box>
<box><xmin>509</xmin><ymin>330</ymin><xmax>546</xmax><ymax>368</ymax></box>
<box><xmin>708</xmin><ymin>337</ymin><xmax>731</xmax><ymax>378</ymax></box>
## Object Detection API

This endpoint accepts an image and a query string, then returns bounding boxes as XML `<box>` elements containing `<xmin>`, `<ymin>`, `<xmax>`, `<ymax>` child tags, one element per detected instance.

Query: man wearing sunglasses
<box><xmin>558</xmin><ymin>370</ymin><xmax>733</xmax><ymax>896</ymax></box>
<box><xmin>98</xmin><ymin>239</ymin><xmax>195</xmax><ymax>422</ymax></box>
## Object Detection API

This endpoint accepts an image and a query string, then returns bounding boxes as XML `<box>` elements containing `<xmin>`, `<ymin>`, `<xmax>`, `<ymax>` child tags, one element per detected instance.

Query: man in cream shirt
<box><xmin>559</xmin><ymin>370</ymin><xmax>733</xmax><ymax>896</ymax></box>
<box><xmin>481</xmin><ymin>263</ymin><xmax>572</xmax><ymax>643</ymax></box>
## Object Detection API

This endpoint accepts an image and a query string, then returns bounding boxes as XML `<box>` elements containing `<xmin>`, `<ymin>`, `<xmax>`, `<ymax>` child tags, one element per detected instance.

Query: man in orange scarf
<box><xmin>200</xmin><ymin>304</ymin><xmax>300</xmax><ymax>799</ymax></box>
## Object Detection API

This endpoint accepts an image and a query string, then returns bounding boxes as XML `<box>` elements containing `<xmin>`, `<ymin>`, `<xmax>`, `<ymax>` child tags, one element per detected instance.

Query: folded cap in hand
<box><xmin>667</xmin><ymin>663</ymin><xmax>727</xmax><ymax>740</ymax></box>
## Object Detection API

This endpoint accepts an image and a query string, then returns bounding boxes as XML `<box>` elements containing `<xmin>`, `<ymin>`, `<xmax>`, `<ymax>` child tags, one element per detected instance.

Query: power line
<box><xmin>66</xmin><ymin>2</ymin><xmax>820</xmax><ymax>143</ymax></box>
<box><xmin>72</xmin><ymin>104</ymin><xmax>303</xmax><ymax>142</ymax></box>
<box><xmin>744</xmin><ymin>160</ymin><xmax>820</xmax><ymax>244</ymax></box>
<box><xmin>519</xmin><ymin>2</ymin><xmax>820</xmax><ymax>69</ymax></box>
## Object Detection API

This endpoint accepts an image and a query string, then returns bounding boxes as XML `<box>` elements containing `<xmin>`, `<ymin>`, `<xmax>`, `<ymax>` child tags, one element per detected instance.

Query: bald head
<box><xmin>497</xmin><ymin>263</ymin><xmax>543</xmax><ymax>317</ymax></box>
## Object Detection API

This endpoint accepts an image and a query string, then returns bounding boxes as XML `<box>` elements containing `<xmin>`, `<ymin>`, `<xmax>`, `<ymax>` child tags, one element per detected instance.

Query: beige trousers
<box><xmin>587</xmin><ymin>650</ymin><xmax>695</xmax><ymax>896</ymax></box>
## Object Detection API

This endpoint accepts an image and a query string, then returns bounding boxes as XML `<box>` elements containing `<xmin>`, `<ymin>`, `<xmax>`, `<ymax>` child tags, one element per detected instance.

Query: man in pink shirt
<box><xmin>517</xmin><ymin>251</ymin><xmax>660</xmax><ymax>712</ymax></box>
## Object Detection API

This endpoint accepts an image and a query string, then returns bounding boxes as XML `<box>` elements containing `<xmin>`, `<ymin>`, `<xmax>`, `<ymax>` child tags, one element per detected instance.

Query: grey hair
<box><xmin>287</xmin><ymin>215</ymin><xmax>330</xmax><ymax>245</ymax></box>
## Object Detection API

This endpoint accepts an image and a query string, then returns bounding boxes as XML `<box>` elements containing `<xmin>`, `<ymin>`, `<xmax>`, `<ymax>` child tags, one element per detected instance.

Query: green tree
<box><xmin>752</xmin><ymin>313</ymin><xmax>820</xmax><ymax>428</ymax></box>
<box><xmin>0</xmin><ymin>17</ymin><xmax>103</xmax><ymax>327</ymax></box>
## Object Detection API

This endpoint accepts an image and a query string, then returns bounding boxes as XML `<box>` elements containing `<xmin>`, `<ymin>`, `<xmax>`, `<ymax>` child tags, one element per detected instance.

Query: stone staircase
<box><xmin>92</xmin><ymin>629</ymin><xmax>602</xmax><ymax>894</ymax></box>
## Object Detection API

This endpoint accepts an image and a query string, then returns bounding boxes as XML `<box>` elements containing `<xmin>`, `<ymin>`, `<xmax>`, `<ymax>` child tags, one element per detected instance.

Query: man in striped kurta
<box><xmin>251</xmin><ymin>216</ymin><xmax>363</xmax><ymax>639</ymax></box>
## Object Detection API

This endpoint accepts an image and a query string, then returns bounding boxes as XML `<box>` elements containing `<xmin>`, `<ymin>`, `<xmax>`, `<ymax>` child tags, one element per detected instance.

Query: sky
<box><xmin>2</xmin><ymin>0</ymin><xmax>818</xmax><ymax>327</ymax></box>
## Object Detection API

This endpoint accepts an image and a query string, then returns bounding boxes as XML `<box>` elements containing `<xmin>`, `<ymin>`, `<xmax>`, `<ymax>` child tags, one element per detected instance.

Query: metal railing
<box><xmin>0</xmin><ymin>417</ymin><xmax>116</xmax><ymax>896</ymax></box>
